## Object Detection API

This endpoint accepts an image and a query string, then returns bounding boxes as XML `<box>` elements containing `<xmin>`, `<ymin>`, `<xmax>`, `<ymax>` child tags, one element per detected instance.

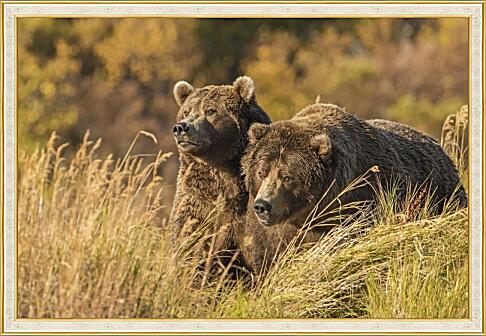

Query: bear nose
<box><xmin>172</xmin><ymin>122</ymin><xmax>189</xmax><ymax>136</ymax></box>
<box><xmin>254</xmin><ymin>200</ymin><xmax>272</xmax><ymax>216</ymax></box>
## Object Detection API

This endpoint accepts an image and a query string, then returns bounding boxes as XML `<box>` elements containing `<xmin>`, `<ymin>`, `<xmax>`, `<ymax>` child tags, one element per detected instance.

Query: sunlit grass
<box><xmin>18</xmin><ymin>107</ymin><xmax>469</xmax><ymax>318</ymax></box>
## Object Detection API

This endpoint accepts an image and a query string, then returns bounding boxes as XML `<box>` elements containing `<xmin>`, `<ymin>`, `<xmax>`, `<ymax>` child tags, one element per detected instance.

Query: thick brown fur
<box><xmin>241</xmin><ymin>103</ymin><xmax>467</xmax><ymax>276</ymax></box>
<box><xmin>169</xmin><ymin>76</ymin><xmax>270</xmax><ymax>278</ymax></box>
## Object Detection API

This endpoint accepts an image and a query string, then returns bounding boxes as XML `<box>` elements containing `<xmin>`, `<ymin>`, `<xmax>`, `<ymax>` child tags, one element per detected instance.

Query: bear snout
<box><xmin>254</xmin><ymin>199</ymin><xmax>272</xmax><ymax>217</ymax></box>
<box><xmin>172</xmin><ymin>122</ymin><xmax>189</xmax><ymax>136</ymax></box>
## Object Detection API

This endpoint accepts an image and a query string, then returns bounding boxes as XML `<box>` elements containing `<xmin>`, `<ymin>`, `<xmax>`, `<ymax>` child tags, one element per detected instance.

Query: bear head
<box><xmin>243</xmin><ymin>121</ymin><xmax>337</xmax><ymax>227</ymax></box>
<box><xmin>172</xmin><ymin>76</ymin><xmax>269</xmax><ymax>168</ymax></box>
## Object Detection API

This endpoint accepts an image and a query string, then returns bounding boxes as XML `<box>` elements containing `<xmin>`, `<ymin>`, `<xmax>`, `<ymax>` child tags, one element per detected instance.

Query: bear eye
<box><xmin>282</xmin><ymin>175</ymin><xmax>291</xmax><ymax>183</ymax></box>
<box><xmin>205</xmin><ymin>108</ymin><xmax>217</xmax><ymax>116</ymax></box>
<box><xmin>181</xmin><ymin>109</ymin><xmax>190</xmax><ymax>118</ymax></box>
<box><xmin>257</xmin><ymin>169</ymin><xmax>265</xmax><ymax>179</ymax></box>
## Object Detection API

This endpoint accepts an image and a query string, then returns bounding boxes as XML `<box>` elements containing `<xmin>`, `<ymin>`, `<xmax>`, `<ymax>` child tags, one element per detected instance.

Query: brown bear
<box><xmin>169</xmin><ymin>76</ymin><xmax>271</xmax><ymax>278</ymax></box>
<box><xmin>241</xmin><ymin>103</ymin><xmax>467</xmax><ymax>276</ymax></box>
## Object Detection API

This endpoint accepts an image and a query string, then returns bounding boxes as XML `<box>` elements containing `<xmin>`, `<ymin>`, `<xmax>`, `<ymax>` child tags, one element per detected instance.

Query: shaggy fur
<box><xmin>241</xmin><ymin>103</ymin><xmax>467</xmax><ymax>276</ymax></box>
<box><xmin>169</xmin><ymin>76</ymin><xmax>270</xmax><ymax>276</ymax></box>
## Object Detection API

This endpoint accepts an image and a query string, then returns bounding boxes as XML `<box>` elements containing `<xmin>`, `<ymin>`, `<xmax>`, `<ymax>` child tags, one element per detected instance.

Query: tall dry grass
<box><xmin>441</xmin><ymin>105</ymin><xmax>469</xmax><ymax>183</ymax></box>
<box><xmin>19</xmin><ymin>131</ymin><xmax>204</xmax><ymax>318</ymax></box>
<box><xmin>18</xmin><ymin>107</ymin><xmax>469</xmax><ymax>318</ymax></box>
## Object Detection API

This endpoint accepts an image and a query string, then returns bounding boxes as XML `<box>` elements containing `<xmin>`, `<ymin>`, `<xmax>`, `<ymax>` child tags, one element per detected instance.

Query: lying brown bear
<box><xmin>241</xmin><ymin>103</ymin><xmax>467</xmax><ymax>276</ymax></box>
<box><xmin>169</xmin><ymin>76</ymin><xmax>271</xmax><ymax>277</ymax></box>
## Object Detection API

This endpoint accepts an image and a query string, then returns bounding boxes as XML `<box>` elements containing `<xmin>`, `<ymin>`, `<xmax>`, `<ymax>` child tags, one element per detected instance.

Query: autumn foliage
<box><xmin>18</xmin><ymin>17</ymin><xmax>468</xmax><ymax>212</ymax></box>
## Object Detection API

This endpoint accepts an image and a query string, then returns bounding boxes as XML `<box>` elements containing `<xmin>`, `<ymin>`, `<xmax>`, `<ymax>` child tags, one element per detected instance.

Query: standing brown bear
<box><xmin>241</xmin><ymin>103</ymin><xmax>467</xmax><ymax>276</ymax></box>
<box><xmin>169</xmin><ymin>76</ymin><xmax>270</xmax><ymax>276</ymax></box>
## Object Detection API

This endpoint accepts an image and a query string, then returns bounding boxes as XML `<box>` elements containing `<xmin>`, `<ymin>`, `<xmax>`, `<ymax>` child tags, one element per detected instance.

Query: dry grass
<box><xmin>19</xmin><ymin>131</ymin><xmax>204</xmax><ymax>318</ymax></box>
<box><xmin>441</xmin><ymin>105</ymin><xmax>468</xmax><ymax>183</ymax></box>
<box><xmin>18</xmin><ymin>107</ymin><xmax>469</xmax><ymax>318</ymax></box>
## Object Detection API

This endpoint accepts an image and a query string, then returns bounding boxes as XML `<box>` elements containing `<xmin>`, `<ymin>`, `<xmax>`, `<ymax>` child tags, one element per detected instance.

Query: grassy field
<box><xmin>18</xmin><ymin>107</ymin><xmax>469</xmax><ymax>319</ymax></box>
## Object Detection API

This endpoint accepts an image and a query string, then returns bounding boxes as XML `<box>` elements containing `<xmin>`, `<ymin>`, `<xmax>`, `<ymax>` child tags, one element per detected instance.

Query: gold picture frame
<box><xmin>1</xmin><ymin>1</ymin><xmax>484</xmax><ymax>334</ymax></box>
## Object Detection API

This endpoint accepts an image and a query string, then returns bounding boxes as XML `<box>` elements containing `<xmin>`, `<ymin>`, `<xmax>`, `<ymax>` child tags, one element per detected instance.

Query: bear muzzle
<box><xmin>254</xmin><ymin>199</ymin><xmax>282</xmax><ymax>226</ymax></box>
<box><xmin>173</xmin><ymin>122</ymin><xmax>203</xmax><ymax>151</ymax></box>
<box><xmin>172</xmin><ymin>122</ymin><xmax>189</xmax><ymax>136</ymax></box>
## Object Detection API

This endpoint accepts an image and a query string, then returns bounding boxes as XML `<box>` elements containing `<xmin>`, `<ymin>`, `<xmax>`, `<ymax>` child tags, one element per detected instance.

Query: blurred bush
<box><xmin>18</xmin><ymin>17</ymin><xmax>468</xmax><ymax>202</ymax></box>
<box><xmin>244</xmin><ymin>18</ymin><xmax>468</xmax><ymax>134</ymax></box>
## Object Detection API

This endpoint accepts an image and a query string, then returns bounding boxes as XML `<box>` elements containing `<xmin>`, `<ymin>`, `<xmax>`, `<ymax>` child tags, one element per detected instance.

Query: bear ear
<box><xmin>173</xmin><ymin>81</ymin><xmax>194</xmax><ymax>107</ymax></box>
<box><xmin>310</xmin><ymin>134</ymin><xmax>332</xmax><ymax>158</ymax></box>
<box><xmin>233</xmin><ymin>76</ymin><xmax>255</xmax><ymax>103</ymax></box>
<box><xmin>248</xmin><ymin>123</ymin><xmax>270</xmax><ymax>143</ymax></box>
